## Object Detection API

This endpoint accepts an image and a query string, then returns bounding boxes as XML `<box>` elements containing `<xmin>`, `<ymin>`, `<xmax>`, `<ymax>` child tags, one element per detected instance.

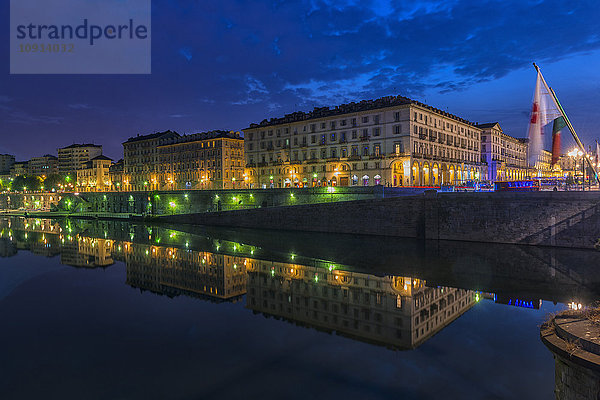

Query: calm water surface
<box><xmin>1</xmin><ymin>217</ymin><xmax>598</xmax><ymax>400</ymax></box>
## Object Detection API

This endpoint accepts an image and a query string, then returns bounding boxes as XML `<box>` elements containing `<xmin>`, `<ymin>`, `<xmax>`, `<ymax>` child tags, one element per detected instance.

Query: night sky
<box><xmin>2</xmin><ymin>0</ymin><xmax>600</xmax><ymax>161</ymax></box>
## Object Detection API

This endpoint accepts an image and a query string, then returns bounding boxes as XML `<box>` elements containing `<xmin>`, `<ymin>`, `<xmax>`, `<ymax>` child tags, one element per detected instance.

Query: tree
<box><xmin>12</xmin><ymin>175</ymin><xmax>42</xmax><ymax>192</ymax></box>
<box><xmin>43</xmin><ymin>174</ymin><xmax>68</xmax><ymax>192</ymax></box>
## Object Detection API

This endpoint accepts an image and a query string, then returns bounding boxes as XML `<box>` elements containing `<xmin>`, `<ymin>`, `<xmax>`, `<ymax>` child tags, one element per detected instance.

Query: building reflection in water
<box><xmin>246</xmin><ymin>260</ymin><xmax>475</xmax><ymax>349</ymax></box>
<box><xmin>0</xmin><ymin>217</ymin><xmax>481</xmax><ymax>350</ymax></box>
<box><xmin>122</xmin><ymin>244</ymin><xmax>247</xmax><ymax>302</ymax></box>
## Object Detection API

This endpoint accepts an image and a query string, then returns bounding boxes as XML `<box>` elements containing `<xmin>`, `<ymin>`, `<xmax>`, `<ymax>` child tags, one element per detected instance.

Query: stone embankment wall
<box><xmin>553</xmin><ymin>354</ymin><xmax>600</xmax><ymax>400</ymax></box>
<box><xmin>163</xmin><ymin>191</ymin><xmax>600</xmax><ymax>249</ymax></box>
<box><xmin>0</xmin><ymin>186</ymin><xmax>424</xmax><ymax>214</ymax></box>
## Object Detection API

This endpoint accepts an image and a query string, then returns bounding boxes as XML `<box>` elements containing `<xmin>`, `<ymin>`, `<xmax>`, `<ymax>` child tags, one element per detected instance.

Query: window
<box><xmin>374</xmin><ymin>144</ymin><xmax>380</xmax><ymax>157</ymax></box>
<box><xmin>394</xmin><ymin>112</ymin><xmax>400</xmax><ymax>122</ymax></box>
<box><xmin>373</xmin><ymin>127</ymin><xmax>380</xmax><ymax>136</ymax></box>
<box><xmin>331</xmin><ymin>133</ymin><xmax>336</xmax><ymax>141</ymax></box>
<box><xmin>362</xmin><ymin>116</ymin><xmax>369</xmax><ymax>123</ymax></box>
<box><xmin>311</xmin><ymin>135</ymin><xmax>316</xmax><ymax>143</ymax></box>
<box><xmin>374</xmin><ymin>115</ymin><xmax>380</xmax><ymax>124</ymax></box>
<box><xmin>394</xmin><ymin>125</ymin><xmax>401</xmax><ymax>134</ymax></box>
<box><xmin>352</xmin><ymin>130</ymin><xmax>357</xmax><ymax>139</ymax></box>
<box><xmin>395</xmin><ymin>143</ymin><xmax>402</xmax><ymax>154</ymax></box>
<box><xmin>363</xmin><ymin>146</ymin><xmax>369</xmax><ymax>156</ymax></box>
<box><xmin>341</xmin><ymin>148</ymin><xmax>347</xmax><ymax>158</ymax></box>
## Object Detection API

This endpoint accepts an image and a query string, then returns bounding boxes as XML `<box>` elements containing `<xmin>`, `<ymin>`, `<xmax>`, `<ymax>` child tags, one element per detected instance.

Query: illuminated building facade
<box><xmin>109</xmin><ymin>159</ymin><xmax>125</xmax><ymax>191</ymax></box>
<box><xmin>477</xmin><ymin>122</ymin><xmax>528</xmax><ymax>181</ymax></box>
<box><xmin>122</xmin><ymin>130</ymin><xmax>181</xmax><ymax>191</ymax></box>
<box><xmin>244</xmin><ymin>96</ymin><xmax>484</xmax><ymax>188</ymax></box>
<box><xmin>157</xmin><ymin>131</ymin><xmax>245</xmax><ymax>190</ymax></box>
<box><xmin>28</xmin><ymin>154</ymin><xmax>59</xmax><ymax>177</ymax></box>
<box><xmin>76</xmin><ymin>155</ymin><xmax>113</xmax><ymax>192</ymax></box>
<box><xmin>245</xmin><ymin>260</ymin><xmax>476</xmax><ymax>349</ymax></box>
<box><xmin>58</xmin><ymin>143</ymin><xmax>103</xmax><ymax>176</ymax></box>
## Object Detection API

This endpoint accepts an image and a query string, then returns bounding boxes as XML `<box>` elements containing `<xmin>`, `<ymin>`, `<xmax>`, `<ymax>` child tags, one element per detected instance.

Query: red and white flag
<box><xmin>528</xmin><ymin>71</ymin><xmax>561</xmax><ymax>166</ymax></box>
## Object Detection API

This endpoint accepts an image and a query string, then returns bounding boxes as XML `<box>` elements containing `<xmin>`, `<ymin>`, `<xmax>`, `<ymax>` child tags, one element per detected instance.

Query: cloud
<box><xmin>68</xmin><ymin>103</ymin><xmax>91</xmax><ymax>110</ymax></box>
<box><xmin>231</xmin><ymin>75</ymin><xmax>270</xmax><ymax>105</ymax></box>
<box><xmin>7</xmin><ymin>111</ymin><xmax>63</xmax><ymax>125</ymax></box>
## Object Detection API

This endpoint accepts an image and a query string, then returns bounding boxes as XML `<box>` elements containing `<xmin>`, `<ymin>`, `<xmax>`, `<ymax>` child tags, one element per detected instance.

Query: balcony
<box><xmin>419</xmin><ymin>134</ymin><xmax>427</xmax><ymax>140</ymax></box>
<box><xmin>359</xmin><ymin>135</ymin><xmax>370</xmax><ymax>141</ymax></box>
<box><xmin>339</xmin><ymin>139</ymin><xmax>347</xmax><ymax>144</ymax></box>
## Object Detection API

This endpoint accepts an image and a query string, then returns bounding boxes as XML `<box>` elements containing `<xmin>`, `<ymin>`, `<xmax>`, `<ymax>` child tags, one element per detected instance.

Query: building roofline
<box><xmin>243</xmin><ymin>95</ymin><xmax>479</xmax><ymax>130</ymax></box>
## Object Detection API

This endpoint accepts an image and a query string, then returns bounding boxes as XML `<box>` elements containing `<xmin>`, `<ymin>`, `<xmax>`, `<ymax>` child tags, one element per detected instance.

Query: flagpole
<box><xmin>532</xmin><ymin>63</ymin><xmax>599</xmax><ymax>184</ymax></box>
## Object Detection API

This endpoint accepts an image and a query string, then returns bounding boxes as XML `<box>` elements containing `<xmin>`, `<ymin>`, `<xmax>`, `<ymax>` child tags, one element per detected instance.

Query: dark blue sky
<box><xmin>2</xmin><ymin>0</ymin><xmax>600</xmax><ymax>161</ymax></box>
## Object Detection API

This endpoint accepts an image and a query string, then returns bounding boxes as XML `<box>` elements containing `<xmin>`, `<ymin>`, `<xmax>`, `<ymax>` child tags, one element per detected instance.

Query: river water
<box><xmin>1</xmin><ymin>217</ymin><xmax>598</xmax><ymax>399</ymax></box>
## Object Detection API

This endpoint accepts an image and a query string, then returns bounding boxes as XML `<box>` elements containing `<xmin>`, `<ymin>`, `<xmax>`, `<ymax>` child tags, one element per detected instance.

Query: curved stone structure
<box><xmin>541</xmin><ymin>312</ymin><xmax>600</xmax><ymax>399</ymax></box>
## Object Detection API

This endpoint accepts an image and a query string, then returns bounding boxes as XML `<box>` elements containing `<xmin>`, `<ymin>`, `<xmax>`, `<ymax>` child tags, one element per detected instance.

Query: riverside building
<box><xmin>477</xmin><ymin>123</ymin><xmax>528</xmax><ymax>181</ymax></box>
<box><xmin>122</xmin><ymin>131</ymin><xmax>180</xmax><ymax>191</ymax></box>
<box><xmin>58</xmin><ymin>144</ymin><xmax>103</xmax><ymax>176</ymax></box>
<box><xmin>157</xmin><ymin>130</ymin><xmax>245</xmax><ymax>190</ymax></box>
<box><xmin>28</xmin><ymin>154</ymin><xmax>58</xmax><ymax>177</ymax></box>
<box><xmin>243</xmin><ymin>96</ymin><xmax>484</xmax><ymax>188</ymax></box>
<box><xmin>121</xmin><ymin>130</ymin><xmax>244</xmax><ymax>191</ymax></box>
<box><xmin>0</xmin><ymin>154</ymin><xmax>15</xmax><ymax>175</ymax></box>
<box><xmin>76</xmin><ymin>155</ymin><xmax>113</xmax><ymax>192</ymax></box>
